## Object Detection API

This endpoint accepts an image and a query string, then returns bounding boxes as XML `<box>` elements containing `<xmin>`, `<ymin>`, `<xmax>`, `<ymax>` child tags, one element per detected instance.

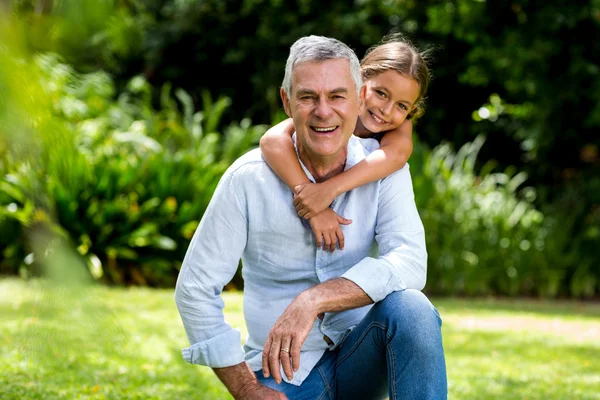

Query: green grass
<box><xmin>1</xmin><ymin>278</ymin><xmax>599</xmax><ymax>399</ymax></box>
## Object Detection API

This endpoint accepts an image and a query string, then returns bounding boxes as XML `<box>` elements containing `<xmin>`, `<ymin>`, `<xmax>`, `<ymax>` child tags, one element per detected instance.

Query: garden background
<box><xmin>0</xmin><ymin>1</ymin><xmax>599</xmax><ymax>399</ymax></box>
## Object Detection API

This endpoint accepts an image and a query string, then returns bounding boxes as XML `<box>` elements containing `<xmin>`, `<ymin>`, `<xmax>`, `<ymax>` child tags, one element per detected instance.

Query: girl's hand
<box><xmin>308</xmin><ymin>208</ymin><xmax>352</xmax><ymax>252</ymax></box>
<box><xmin>293</xmin><ymin>182</ymin><xmax>338</xmax><ymax>219</ymax></box>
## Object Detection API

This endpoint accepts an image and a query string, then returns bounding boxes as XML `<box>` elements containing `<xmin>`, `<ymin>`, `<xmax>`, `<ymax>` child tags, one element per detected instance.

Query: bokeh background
<box><xmin>1</xmin><ymin>0</ymin><xmax>598</xmax><ymax>297</ymax></box>
<box><xmin>0</xmin><ymin>1</ymin><xmax>599</xmax><ymax>399</ymax></box>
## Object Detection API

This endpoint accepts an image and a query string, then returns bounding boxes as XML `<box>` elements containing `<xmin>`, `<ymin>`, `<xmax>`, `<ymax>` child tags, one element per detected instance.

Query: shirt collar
<box><xmin>291</xmin><ymin>133</ymin><xmax>367</xmax><ymax>183</ymax></box>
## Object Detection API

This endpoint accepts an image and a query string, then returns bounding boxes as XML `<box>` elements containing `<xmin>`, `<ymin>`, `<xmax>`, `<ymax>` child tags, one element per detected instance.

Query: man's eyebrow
<box><xmin>295</xmin><ymin>88</ymin><xmax>316</xmax><ymax>97</ymax></box>
<box><xmin>330</xmin><ymin>87</ymin><xmax>349</xmax><ymax>95</ymax></box>
<box><xmin>295</xmin><ymin>87</ymin><xmax>349</xmax><ymax>97</ymax></box>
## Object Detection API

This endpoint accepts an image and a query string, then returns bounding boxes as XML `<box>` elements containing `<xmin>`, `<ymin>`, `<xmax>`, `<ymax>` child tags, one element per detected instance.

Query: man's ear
<box><xmin>280</xmin><ymin>88</ymin><xmax>292</xmax><ymax>118</ymax></box>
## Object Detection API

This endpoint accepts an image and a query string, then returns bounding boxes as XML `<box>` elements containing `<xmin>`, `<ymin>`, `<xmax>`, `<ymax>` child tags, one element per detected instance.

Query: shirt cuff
<box><xmin>182</xmin><ymin>329</ymin><xmax>245</xmax><ymax>368</ymax></box>
<box><xmin>342</xmin><ymin>257</ymin><xmax>406</xmax><ymax>303</ymax></box>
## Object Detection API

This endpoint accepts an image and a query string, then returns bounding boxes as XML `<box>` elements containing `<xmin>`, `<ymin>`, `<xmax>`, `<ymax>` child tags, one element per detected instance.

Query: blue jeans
<box><xmin>255</xmin><ymin>290</ymin><xmax>447</xmax><ymax>399</ymax></box>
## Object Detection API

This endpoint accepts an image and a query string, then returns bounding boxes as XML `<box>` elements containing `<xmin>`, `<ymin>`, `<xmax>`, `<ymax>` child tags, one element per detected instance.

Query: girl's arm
<box><xmin>259</xmin><ymin>118</ymin><xmax>311</xmax><ymax>192</ymax></box>
<box><xmin>294</xmin><ymin>119</ymin><xmax>414</xmax><ymax>219</ymax></box>
<box><xmin>260</xmin><ymin>117</ymin><xmax>339</xmax><ymax>215</ymax></box>
<box><xmin>260</xmin><ymin>118</ymin><xmax>352</xmax><ymax>252</ymax></box>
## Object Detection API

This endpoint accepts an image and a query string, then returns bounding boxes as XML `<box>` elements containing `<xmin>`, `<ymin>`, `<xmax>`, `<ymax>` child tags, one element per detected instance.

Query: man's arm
<box><xmin>175</xmin><ymin>168</ymin><xmax>248</xmax><ymax>366</ymax></box>
<box><xmin>341</xmin><ymin>162</ymin><xmax>427</xmax><ymax>300</ymax></box>
<box><xmin>175</xmin><ymin>164</ymin><xmax>285</xmax><ymax>398</ymax></box>
<box><xmin>214</xmin><ymin>363</ymin><xmax>287</xmax><ymax>400</ymax></box>
<box><xmin>262</xmin><ymin>277</ymin><xmax>371</xmax><ymax>383</ymax></box>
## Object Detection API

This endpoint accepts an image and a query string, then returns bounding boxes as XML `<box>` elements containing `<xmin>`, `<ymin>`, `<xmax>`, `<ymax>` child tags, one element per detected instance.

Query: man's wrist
<box><xmin>231</xmin><ymin>380</ymin><xmax>262</xmax><ymax>399</ymax></box>
<box><xmin>298</xmin><ymin>286</ymin><xmax>325</xmax><ymax>315</ymax></box>
<box><xmin>213</xmin><ymin>362</ymin><xmax>259</xmax><ymax>399</ymax></box>
<box><xmin>301</xmin><ymin>278</ymin><xmax>371</xmax><ymax>315</ymax></box>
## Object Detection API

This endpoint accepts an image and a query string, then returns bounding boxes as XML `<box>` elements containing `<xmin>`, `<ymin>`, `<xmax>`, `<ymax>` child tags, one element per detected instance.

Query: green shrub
<box><xmin>411</xmin><ymin>136</ymin><xmax>557</xmax><ymax>297</ymax></box>
<box><xmin>0</xmin><ymin>39</ymin><xmax>595</xmax><ymax>296</ymax></box>
<box><xmin>538</xmin><ymin>178</ymin><xmax>600</xmax><ymax>298</ymax></box>
<box><xmin>0</xmin><ymin>53</ymin><xmax>266</xmax><ymax>286</ymax></box>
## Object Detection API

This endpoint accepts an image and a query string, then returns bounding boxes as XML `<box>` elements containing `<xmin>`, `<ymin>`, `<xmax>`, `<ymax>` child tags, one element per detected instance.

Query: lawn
<box><xmin>1</xmin><ymin>278</ymin><xmax>599</xmax><ymax>399</ymax></box>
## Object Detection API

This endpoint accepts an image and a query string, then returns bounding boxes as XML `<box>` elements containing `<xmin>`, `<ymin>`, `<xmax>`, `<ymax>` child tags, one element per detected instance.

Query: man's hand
<box><xmin>234</xmin><ymin>382</ymin><xmax>287</xmax><ymax>400</ymax></box>
<box><xmin>262</xmin><ymin>292</ymin><xmax>318</xmax><ymax>384</ymax></box>
<box><xmin>308</xmin><ymin>209</ymin><xmax>352</xmax><ymax>252</ymax></box>
<box><xmin>293</xmin><ymin>182</ymin><xmax>337</xmax><ymax>219</ymax></box>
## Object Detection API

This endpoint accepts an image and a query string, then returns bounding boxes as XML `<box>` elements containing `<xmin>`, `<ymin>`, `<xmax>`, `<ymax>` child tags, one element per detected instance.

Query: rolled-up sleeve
<box><xmin>342</xmin><ymin>163</ymin><xmax>427</xmax><ymax>302</ymax></box>
<box><xmin>175</xmin><ymin>167</ymin><xmax>248</xmax><ymax>367</ymax></box>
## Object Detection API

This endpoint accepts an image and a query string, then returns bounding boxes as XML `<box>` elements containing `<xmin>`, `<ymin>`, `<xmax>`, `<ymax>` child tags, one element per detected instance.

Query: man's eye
<box><xmin>300</xmin><ymin>96</ymin><xmax>314</xmax><ymax>100</ymax></box>
<box><xmin>332</xmin><ymin>95</ymin><xmax>345</xmax><ymax>100</ymax></box>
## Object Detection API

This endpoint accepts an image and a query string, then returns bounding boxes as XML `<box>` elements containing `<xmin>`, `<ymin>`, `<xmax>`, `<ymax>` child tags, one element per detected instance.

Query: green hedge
<box><xmin>0</xmin><ymin>7</ymin><xmax>597</xmax><ymax>296</ymax></box>
<box><xmin>2</xmin><ymin>52</ymin><xmax>596</xmax><ymax>297</ymax></box>
<box><xmin>10</xmin><ymin>0</ymin><xmax>597</xmax><ymax>297</ymax></box>
<box><xmin>411</xmin><ymin>137</ymin><xmax>550</xmax><ymax>296</ymax></box>
<box><xmin>0</xmin><ymin>53</ymin><xmax>265</xmax><ymax>287</ymax></box>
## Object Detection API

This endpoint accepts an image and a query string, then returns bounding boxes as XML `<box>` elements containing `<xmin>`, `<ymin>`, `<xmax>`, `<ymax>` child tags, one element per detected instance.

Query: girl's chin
<box><xmin>363</xmin><ymin>121</ymin><xmax>386</xmax><ymax>134</ymax></box>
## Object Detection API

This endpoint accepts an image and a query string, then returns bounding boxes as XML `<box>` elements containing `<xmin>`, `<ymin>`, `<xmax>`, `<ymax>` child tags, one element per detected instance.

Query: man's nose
<box><xmin>313</xmin><ymin>97</ymin><xmax>333</xmax><ymax>119</ymax></box>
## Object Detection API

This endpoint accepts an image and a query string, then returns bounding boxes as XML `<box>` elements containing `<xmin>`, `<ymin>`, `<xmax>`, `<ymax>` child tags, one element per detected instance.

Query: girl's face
<box><xmin>360</xmin><ymin>70</ymin><xmax>420</xmax><ymax>134</ymax></box>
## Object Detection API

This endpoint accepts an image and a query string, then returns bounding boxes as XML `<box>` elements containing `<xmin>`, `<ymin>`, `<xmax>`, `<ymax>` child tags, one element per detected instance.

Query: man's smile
<box><xmin>311</xmin><ymin>125</ymin><xmax>339</xmax><ymax>134</ymax></box>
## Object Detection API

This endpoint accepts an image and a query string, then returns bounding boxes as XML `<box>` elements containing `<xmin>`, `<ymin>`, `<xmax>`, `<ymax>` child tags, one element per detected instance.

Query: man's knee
<box><xmin>374</xmin><ymin>289</ymin><xmax>442</xmax><ymax>340</ymax></box>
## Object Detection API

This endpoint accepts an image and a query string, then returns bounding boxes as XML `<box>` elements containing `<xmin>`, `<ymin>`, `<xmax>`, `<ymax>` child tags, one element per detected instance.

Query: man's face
<box><xmin>281</xmin><ymin>59</ymin><xmax>363</xmax><ymax>159</ymax></box>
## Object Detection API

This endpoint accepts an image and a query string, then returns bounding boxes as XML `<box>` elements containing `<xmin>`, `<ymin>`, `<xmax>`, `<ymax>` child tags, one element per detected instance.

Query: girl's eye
<box><xmin>397</xmin><ymin>103</ymin><xmax>408</xmax><ymax>111</ymax></box>
<box><xmin>376</xmin><ymin>90</ymin><xmax>386</xmax><ymax>98</ymax></box>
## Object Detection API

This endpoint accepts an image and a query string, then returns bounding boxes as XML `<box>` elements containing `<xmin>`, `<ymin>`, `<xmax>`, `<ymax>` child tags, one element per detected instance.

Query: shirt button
<box><xmin>317</xmin><ymin>269</ymin><xmax>323</xmax><ymax>275</ymax></box>
<box><xmin>322</xmin><ymin>324</ymin><xmax>327</xmax><ymax>330</ymax></box>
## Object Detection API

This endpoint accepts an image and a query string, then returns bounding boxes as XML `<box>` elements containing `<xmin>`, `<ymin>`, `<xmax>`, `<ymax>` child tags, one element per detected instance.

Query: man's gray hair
<box><xmin>281</xmin><ymin>35</ymin><xmax>363</xmax><ymax>97</ymax></box>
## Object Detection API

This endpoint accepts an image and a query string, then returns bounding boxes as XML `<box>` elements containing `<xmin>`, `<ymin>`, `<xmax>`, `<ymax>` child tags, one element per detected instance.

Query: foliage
<box><xmin>412</xmin><ymin>136</ymin><xmax>544</xmax><ymax>296</ymax></box>
<box><xmin>420</xmin><ymin>1</ymin><xmax>600</xmax><ymax>298</ymax></box>
<box><xmin>2</xmin><ymin>279</ymin><xmax>600</xmax><ymax>399</ymax></box>
<box><xmin>409</xmin><ymin>133</ymin><xmax>598</xmax><ymax>298</ymax></box>
<box><xmin>18</xmin><ymin>0</ymin><xmax>597</xmax><ymax>182</ymax></box>
<box><xmin>12</xmin><ymin>0</ymin><xmax>596</xmax><ymax>293</ymax></box>
<box><xmin>0</xmin><ymin>50</ymin><xmax>266</xmax><ymax>286</ymax></box>
<box><xmin>424</xmin><ymin>2</ymin><xmax>599</xmax><ymax>172</ymax></box>
<box><xmin>2</xmin><ymin>2</ymin><xmax>598</xmax><ymax>296</ymax></box>
<box><xmin>538</xmin><ymin>180</ymin><xmax>600</xmax><ymax>298</ymax></box>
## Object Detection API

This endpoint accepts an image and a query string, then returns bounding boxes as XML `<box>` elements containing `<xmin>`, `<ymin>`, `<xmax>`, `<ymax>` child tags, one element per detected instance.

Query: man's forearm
<box><xmin>213</xmin><ymin>362</ymin><xmax>259</xmax><ymax>398</ymax></box>
<box><xmin>302</xmin><ymin>277</ymin><xmax>373</xmax><ymax>314</ymax></box>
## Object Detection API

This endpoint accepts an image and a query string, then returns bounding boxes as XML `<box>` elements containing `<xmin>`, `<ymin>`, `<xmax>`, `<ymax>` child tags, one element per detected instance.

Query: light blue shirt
<box><xmin>175</xmin><ymin>135</ymin><xmax>427</xmax><ymax>386</ymax></box>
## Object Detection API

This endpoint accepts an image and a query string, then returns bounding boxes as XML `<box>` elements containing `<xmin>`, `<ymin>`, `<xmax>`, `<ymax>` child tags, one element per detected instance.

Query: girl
<box><xmin>260</xmin><ymin>33</ymin><xmax>431</xmax><ymax>252</ymax></box>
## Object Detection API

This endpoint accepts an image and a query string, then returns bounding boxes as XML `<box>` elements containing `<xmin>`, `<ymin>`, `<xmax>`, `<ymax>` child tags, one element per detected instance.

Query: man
<box><xmin>175</xmin><ymin>35</ymin><xmax>447</xmax><ymax>399</ymax></box>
